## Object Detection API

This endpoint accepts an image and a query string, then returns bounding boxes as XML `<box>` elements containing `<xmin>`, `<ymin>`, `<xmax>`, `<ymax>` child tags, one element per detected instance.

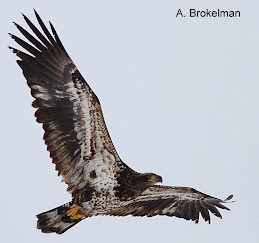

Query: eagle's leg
<box><xmin>66</xmin><ymin>206</ymin><xmax>85</xmax><ymax>219</ymax></box>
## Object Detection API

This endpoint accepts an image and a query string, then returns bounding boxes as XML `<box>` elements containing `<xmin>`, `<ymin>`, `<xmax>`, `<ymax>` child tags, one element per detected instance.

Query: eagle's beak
<box><xmin>157</xmin><ymin>175</ymin><xmax>163</xmax><ymax>183</ymax></box>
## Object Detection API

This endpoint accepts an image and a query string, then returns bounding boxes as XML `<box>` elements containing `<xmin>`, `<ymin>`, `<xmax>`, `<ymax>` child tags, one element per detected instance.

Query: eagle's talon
<box><xmin>66</xmin><ymin>206</ymin><xmax>82</xmax><ymax>218</ymax></box>
<box><xmin>70</xmin><ymin>213</ymin><xmax>85</xmax><ymax>219</ymax></box>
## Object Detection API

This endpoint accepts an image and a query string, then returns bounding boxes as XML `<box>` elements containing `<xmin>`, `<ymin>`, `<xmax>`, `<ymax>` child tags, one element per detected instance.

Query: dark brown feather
<box><xmin>107</xmin><ymin>185</ymin><xmax>232</xmax><ymax>224</ymax></box>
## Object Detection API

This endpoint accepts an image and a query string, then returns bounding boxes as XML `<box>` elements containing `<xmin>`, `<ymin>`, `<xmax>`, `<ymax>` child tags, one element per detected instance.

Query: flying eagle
<box><xmin>9</xmin><ymin>10</ymin><xmax>233</xmax><ymax>234</ymax></box>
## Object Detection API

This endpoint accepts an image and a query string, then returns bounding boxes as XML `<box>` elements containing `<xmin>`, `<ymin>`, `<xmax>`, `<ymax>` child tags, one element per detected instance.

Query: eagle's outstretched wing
<box><xmin>9</xmin><ymin>10</ymin><xmax>122</xmax><ymax>194</ymax></box>
<box><xmin>107</xmin><ymin>186</ymin><xmax>233</xmax><ymax>223</ymax></box>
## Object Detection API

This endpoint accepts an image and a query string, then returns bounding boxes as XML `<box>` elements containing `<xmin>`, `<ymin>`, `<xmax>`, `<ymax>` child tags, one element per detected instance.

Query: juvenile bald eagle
<box><xmin>9</xmin><ymin>10</ymin><xmax>233</xmax><ymax>234</ymax></box>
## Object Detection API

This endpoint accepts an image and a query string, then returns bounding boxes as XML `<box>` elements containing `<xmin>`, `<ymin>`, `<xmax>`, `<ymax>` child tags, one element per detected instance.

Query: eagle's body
<box><xmin>9</xmin><ymin>10</ymin><xmax>233</xmax><ymax>234</ymax></box>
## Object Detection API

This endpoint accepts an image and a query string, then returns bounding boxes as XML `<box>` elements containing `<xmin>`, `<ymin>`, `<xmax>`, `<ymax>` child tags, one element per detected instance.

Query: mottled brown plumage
<box><xmin>10</xmin><ymin>10</ymin><xmax>233</xmax><ymax>234</ymax></box>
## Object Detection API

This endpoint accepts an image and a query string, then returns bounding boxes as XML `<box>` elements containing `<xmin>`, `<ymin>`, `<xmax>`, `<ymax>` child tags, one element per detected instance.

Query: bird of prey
<box><xmin>9</xmin><ymin>10</ymin><xmax>233</xmax><ymax>234</ymax></box>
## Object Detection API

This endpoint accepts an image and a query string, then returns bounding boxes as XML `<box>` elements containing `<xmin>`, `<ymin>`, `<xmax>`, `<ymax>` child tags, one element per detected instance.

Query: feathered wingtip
<box><xmin>225</xmin><ymin>195</ymin><xmax>233</xmax><ymax>201</ymax></box>
<box><xmin>224</xmin><ymin>194</ymin><xmax>235</xmax><ymax>204</ymax></box>
<box><xmin>8</xmin><ymin>45</ymin><xmax>18</xmax><ymax>53</ymax></box>
<box><xmin>9</xmin><ymin>9</ymin><xmax>68</xmax><ymax>58</ymax></box>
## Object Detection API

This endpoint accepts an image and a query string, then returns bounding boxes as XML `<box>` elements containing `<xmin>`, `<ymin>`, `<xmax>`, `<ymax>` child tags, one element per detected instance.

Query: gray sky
<box><xmin>1</xmin><ymin>0</ymin><xmax>258</xmax><ymax>242</ymax></box>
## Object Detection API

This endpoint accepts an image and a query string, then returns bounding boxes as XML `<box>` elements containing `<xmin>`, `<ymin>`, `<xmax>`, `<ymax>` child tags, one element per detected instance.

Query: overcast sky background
<box><xmin>1</xmin><ymin>0</ymin><xmax>258</xmax><ymax>242</ymax></box>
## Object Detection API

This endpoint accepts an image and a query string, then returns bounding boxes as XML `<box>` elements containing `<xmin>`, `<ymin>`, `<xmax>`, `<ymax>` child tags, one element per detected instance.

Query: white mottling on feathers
<box><xmin>62</xmin><ymin>70</ymin><xmax>122</xmax><ymax>194</ymax></box>
<box><xmin>69</xmin><ymin>67</ymin><xmax>77</xmax><ymax>75</ymax></box>
<box><xmin>161</xmin><ymin>205</ymin><xmax>177</xmax><ymax>214</ymax></box>
<box><xmin>34</xmin><ymin>92</ymin><xmax>51</xmax><ymax>100</ymax></box>
<box><xmin>81</xmin><ymin>201</ymin><xmax>91</xmax><ymax>209</ymax></box>
<box><xmin>31</xmin><ymin>85</ymin><xmax>52</xmax><ymax>100</ymax></box>
<box><xmin>42</xmin><ymin>205</ymin><xmax>77</xmax><ymax>232</ymax></box>
<box><xmin>70</xmin><ymin>167</ymin><xmax>84</xmax><ymax>186</ymax></box>
<box><xmin>74</xmin><ymin>148</ymin><xmax>80</xmax><ymax>156</ymax></box>
<box><xmin>79</xmin><ymin>151</ymin><xmax>121</xmax><ymax>212</ymax></box>
<box><xmin>47</xmin><ymin>121</ymin><xmax>58</xmax><ymax>131</ymax></box>
<box><xmin>55</xmin><ymin>90</ymin><xmax>63</xmax><ymax>95</ymax></box>
<box><xmin>65</xmin><ymin>79</ymin><xmax>92</xmax><ymax>160</ymax></box>
<box><xmin>82</xmin><ymin>151</ymin><xmax>119</xmax><ymax>192</ymax></box>
<box><xmin>76</xmin><ymin>132</ymin><xmax>83</xmax><ymax>140</ymax></box>
<box><xmin>141</xmin><ymin>187</ymin><xmax>198</xmax><ymax>201</ymax></box>
<box><xmin>31</xmin><ymin>84</ymin><xmax>46</xmax><ymax>92</ymax></box>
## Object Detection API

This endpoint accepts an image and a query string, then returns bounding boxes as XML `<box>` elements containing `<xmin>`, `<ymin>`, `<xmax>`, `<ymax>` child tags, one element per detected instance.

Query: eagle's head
<box><xmin>114</xmin><ymin>170</ymin><xmax>163</xmax><ymax>200</ymax></box>
<box><xmin>139</xmin><ymin>173</ymin><xmax>163</xmax><ymax>185</ymax></box>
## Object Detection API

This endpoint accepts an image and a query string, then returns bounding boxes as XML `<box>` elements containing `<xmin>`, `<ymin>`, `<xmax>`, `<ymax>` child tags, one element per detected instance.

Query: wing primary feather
<box><xmin>199</xmin><ymin>201</ymin><xmax>211</xmax><ymax>223</ymax></box>
<box><xmin>33</xmin><ymin>10</ymin><xmax>59</xmax><ymax>49</ymax></box>
<box><xmin>224</xmin><ymin>195</ymin><xmax>233</xmax><ymax>201</ymax></box>
<box><xmin>23</xmin><ymin>13</ymin><xmax>52</xmax><ymax>49</ymax></box>
<box><xmin>213</xmin><ymin>202</ymin><xmax>230</xmax><ymax>210</ymax></box>
<box><xmin>17</xmin><ymin>60</ymin><xmax>63</xmax><ymax>84</ymax></box>
<box><xmin>8</xmin><ymin>46</ymin><xmax>34</xmax><ymax>61</ymax></box>
<box><xmin>13</xmin><ymin>22</ymin><xmax>46</xmax><ymax>52</ymax></box>
<box><xmin>9</xmin><ymin>33</ymin><xmax>41</xmax><ymax>57</ymax></box>
<box><xmin>32</xmin><ymin>10</ymin><xmax>67</xmax><ymax>66</ymax></box>
<box><xmin>21</xmin><ymin>13</ymin><xmax>66</xmax><ymax>70</ymax></box>
<box><xmin>49</xmin><ymin>21</ymin><xmax>67</xmax><ymax>54</ymax></box>
<box><xmin>205</xmin><ymin>203</ymin><xmax>222</xmax><ymax>218</ymax></box>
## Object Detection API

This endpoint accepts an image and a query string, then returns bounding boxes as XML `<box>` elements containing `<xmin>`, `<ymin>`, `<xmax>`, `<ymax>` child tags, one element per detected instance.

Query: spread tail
<box><xmin>37</xmin><ymin>202</ymin><xmax>85</xmax><ymax>234</ymax></box>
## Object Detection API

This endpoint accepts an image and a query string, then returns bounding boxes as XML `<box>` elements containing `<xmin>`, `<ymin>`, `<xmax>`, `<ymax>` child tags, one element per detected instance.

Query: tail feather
<box><xmin>37</xmin><ymin>202</ymin><xmax>84</xmax><ymax>234</ymax></box>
